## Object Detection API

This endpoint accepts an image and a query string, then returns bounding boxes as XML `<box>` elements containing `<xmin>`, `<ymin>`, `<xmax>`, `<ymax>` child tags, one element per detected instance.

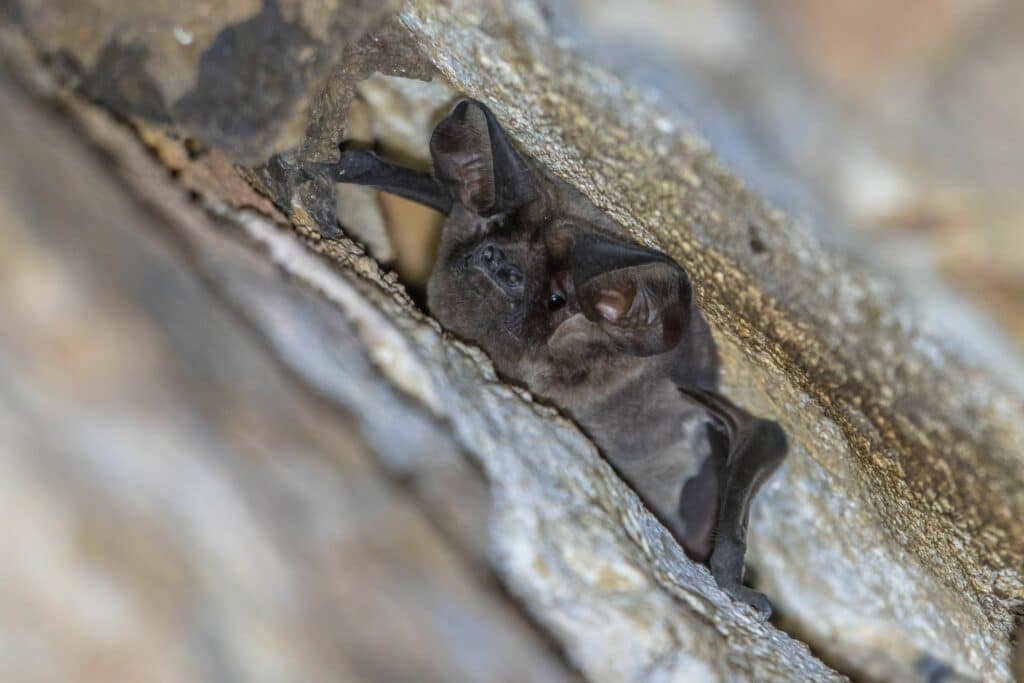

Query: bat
<box><xmin>323</xmin><ymin>99</ymin><xmax>788</xmax><ymax>618</ymax></box>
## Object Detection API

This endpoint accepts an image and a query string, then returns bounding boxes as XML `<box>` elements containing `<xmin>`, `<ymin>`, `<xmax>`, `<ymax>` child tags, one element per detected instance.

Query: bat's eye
<box><xmin>547</xmin><ymin>292</ymin><xmax>566</xmax><ymax>311</ymax></box>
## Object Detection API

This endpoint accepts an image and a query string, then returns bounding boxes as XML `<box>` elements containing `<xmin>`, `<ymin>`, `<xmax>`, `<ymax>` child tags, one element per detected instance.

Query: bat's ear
<box><xmin>570</xmin><ymin>234</ymin><xmax>691</xmax><ymax>356</ymax></box>
<box><xmin>430</xmin><ymin>99</ymin><xmax>538</xmax><ymax>217</ymax></box>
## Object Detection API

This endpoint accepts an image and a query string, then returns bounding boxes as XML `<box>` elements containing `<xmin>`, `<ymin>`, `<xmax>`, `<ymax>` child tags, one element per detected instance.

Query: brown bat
<box><xmin>323</xmin><ymin>99</ymin><xmax>787</xmax><ymax>618</ymax></box>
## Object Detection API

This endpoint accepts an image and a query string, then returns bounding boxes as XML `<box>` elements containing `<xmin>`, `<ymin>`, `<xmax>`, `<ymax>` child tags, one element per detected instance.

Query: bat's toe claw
<box><xmin>721</xmin><ymin>583</ymin><xmax>773</xmax><ymax>620</ymax></box>
<box><xmin>712</xmin><ymin>546</ymin><xmax>773</xmax><ymax>619</ymax></box>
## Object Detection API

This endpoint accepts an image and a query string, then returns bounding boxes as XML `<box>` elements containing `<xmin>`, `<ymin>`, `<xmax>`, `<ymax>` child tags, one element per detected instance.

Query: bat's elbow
<box><xmin>753</xmin><ymin>419</ymin><xmax>788</xmax><ymax>462</ymax></box>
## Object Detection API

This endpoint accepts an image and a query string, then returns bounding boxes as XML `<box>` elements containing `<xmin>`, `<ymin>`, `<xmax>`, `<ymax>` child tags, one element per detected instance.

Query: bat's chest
<box><xmin>573</xmin><ymin>378</ymin><xmax>710</xmax><ymax>520</ymax></box>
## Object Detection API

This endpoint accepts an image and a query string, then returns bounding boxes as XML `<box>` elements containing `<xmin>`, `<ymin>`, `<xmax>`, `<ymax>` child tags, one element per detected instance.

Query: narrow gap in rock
<box><xmin>48</xmin><ymin>84</ymin><xmax>584</xmax><ymax>681</ymax></box>
<box><xmin>748</xmin><ymin>222</ymin><xmax>767</xmax><ymax>254</ymax></box>
<box><xmin>365</xmin><ymin>185</ymin><xmax>443</xmax><ymax>311</ymax></box>
<box><xmin>772</xmin><ymin>610</ymin><xmax>870</xmax><ymax>682</ymax></box>
<box><xmin>332</xmin><ymin>84</ymin><xmax>449</xmax><ymax>311</ymax></box>
<box><xmin>327</xmin><ymin>79</ymin><xmax>864</xmax><ymax>680</ymax></box>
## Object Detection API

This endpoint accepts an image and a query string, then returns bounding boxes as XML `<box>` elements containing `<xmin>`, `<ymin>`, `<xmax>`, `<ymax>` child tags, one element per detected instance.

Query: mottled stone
<box><xmin>300</xmin><ymin>18</ymin><xmax>435</xmax><ymax>164</ymax></box>
<box><xmin>3</xmin><ymin>0</ymin><xmax>1023</xmax><ymax>680</ymax></box>
<box><xmin>0</xmin><ymin>0</ymin><xmax>24</xmax><ymax>26</ymax></box>
<box><xmin>173</xmin><ymin>1</ymin><xmax>323</xmax><ymax>160</ymax></box>
<box><xmin>335</xmin><ymin>183</ymin><xmax>395</xmax><ymax>262</ymax></box>
<box><xmin>356</xmin><ymin>73</ymin><xmax>455</xmax><ymax>163</ymax></box>
<box><xmin>17</xmin><ymin>0</ymin><xmax>404</xmax><ymax>163</ymax></box>
<box><xmin>1015</xmin><ymin>624</ymin><xmax>1024</xmax><ymax>682</ymax></box>
<box><xmin>393</xmin><ymin>2</ymin><xmax>1023</xmax><ymax>680</ymax></box>
<box><xmin>570</xmin><ymin>0</ymin><xmax>1024</xmax><ymax>356</ymax></box>
<box><xmin>253</xmin><ymin>151</ymin><xmax>342</xmax><ymax>236</ymax></box>
<box><xmin>0</xmin><ymin>73</ymin><xmax>572</xmax><ymax>683</ymax></box>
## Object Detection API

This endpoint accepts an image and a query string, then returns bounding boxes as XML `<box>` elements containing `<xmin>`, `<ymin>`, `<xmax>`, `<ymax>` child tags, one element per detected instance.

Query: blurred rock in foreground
<box><xmin>0</xmin><ymin>71</ymin><xmax>574</xmax><ymax>683</ymax></box>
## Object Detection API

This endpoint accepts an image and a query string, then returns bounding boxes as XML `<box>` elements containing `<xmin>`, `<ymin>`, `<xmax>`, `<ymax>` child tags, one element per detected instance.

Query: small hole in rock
<box><xmin>183</xmin><ymin>137</ymin><xmax>207</xmax><ymax>160</ymax></box>
<box><xmin>748</xmin><ymin>224</ymin><xmax>767</xmax><ymax>254</ymax></box>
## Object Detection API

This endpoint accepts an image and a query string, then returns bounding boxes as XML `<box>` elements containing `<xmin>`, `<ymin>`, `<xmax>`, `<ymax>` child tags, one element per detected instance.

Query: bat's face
<box><xmin>426</xmin><ymin>205</ymin><xmax>597</xmax><ymax>385</ymax></box>
<box><xmin>427</xmin><ymin>209</ymin><xmax>553</xmax><ymax>354</ymax></box>
<box><xmin>425</xmin><ymin>101</ymin><xmax>691</xmax><ymax>393</ymax></box>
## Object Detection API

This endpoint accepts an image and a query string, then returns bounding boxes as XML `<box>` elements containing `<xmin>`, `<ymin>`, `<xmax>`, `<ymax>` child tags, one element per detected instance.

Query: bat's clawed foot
<box><xmin>721</xmin><ymin>583</ymin><xmax>773</xmax><ymax>621</ymax></box>
<box><xmin>710</xmin><ymin>539</ymin><xmax>773</xmax><ymax>620</ymax></box>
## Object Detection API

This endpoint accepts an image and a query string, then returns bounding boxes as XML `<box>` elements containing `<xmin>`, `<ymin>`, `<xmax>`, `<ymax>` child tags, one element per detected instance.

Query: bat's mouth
<box><xmin>546</xmin><ymin>270</ymin><xmax>594</xmax><ymax>353</ymax></box>
<box><xmin>547</xmin><ymin>312</ymin><xmax>594</xmax><ymax>351</ymax></box>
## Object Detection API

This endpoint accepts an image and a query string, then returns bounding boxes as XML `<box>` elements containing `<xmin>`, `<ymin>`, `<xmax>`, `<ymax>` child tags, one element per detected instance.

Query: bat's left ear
<box><xmin>570</xmin><ymin>234</ymin><xmax>692</xmax><ymax>356</ymax></box>
<box><xmin>430</xmin><ymin>99</ymin><xmax>538</xmax><ymax>217</ymax></box>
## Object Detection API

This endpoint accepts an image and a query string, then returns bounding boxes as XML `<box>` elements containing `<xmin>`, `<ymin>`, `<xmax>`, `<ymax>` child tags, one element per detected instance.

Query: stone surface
<box><xmin>0</xmin><ymin>58</ymin><xmax>843</xmax><ymax>682</ymax></box>
<box><xmin>0</xmin><ymin>71</ymin><xmax>577</xmax><ymax>683</ymax></box>
<box><xmin>1015</xmin><ymin>625</ymin><xmax>1024</xmax><ymax>682</ymax></box>
<box><xmin>394</xmin><ymin>3</ymin><xmax>1024</xmax><ymax>680</ymax></box>
<box><xmin>568</xmin><ymin>0</ymin><xmax>1024</xmax><ymax>356</ymax></box>
<box><xmin>15</xmin><ymin>0</ymin><xmax>406</xmax><ymax>163</ymax></box>
<box><xmin>2</xmin><ymin>0</ymin><xmax>1023</xmax><ymax>681</ymax></box>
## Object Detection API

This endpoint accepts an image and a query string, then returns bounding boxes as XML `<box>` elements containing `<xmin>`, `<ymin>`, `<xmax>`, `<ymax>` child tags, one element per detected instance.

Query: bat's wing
<box><xmin>320</xmin><ymin>148</ymin><xmax>453</xmax><ymax>214</ymax></box>
<box><xmin>678</xmin><ymin>385</ymin><xmax>787</xmax><ymax>619</ymax></box>
<box><xmin>322</xmin><ymin>99</ymin><xmax>540</xmax><ymax>219</ymax></box>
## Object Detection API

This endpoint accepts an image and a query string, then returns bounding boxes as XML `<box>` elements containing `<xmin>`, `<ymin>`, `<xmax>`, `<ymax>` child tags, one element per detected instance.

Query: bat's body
<box><xmin>325</xmin><ymin>100</ymin><xmax>787</xmax><ymax>618</ymax></box>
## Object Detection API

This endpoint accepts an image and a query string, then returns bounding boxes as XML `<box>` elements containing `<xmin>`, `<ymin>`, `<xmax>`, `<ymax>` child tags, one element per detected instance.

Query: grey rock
<box><xmin>389</xmin><ymin>2</ymin><xmax>1024</xmax><ymax>680</ymax></box>
<box><xmin>3</xmin><ymin>0</ymin><xmax>1023</xmax><ymax>680</ymax></box>
<box><xmin>0</xmin><ymin>73</ymin><xmax>574</xmax><ymax>683</ymax></box>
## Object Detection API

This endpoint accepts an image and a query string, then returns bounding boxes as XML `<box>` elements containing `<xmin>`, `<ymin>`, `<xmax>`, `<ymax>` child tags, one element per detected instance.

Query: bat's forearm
<box><xmin>322</xmin><ymin>149</ymin><xmax>453</xmax><ymax>214</ymax></box>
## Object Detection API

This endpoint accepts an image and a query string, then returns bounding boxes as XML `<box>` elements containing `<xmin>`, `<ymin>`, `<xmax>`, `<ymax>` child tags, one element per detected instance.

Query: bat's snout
<box><xmin>474</xmin><ymin>242</ymin><xmax>524</xmax><ymax>291</ymax></box>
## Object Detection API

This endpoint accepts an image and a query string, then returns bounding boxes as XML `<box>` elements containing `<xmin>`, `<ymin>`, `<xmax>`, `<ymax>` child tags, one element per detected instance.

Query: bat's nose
<box><xmin>495</xmin><ymin>265</ymin><xmax>523</xmax><ymax>287</ymax></box>
<box><xmin>480</xmin><ymin>243</ymin><xmax>504</xmax><ymax>264</ymax></box>
<box><xmin>475</xmin><ymin>243</ymin><xmax>523</xmax><ymax>289</ymax></box>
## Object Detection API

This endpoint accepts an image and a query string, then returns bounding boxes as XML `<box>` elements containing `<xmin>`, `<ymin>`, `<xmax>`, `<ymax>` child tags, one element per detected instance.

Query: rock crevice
<box><xmin>2</xmin><ymin>1</ymin><xmax>1022</xmax><ymax>681</ymax></box>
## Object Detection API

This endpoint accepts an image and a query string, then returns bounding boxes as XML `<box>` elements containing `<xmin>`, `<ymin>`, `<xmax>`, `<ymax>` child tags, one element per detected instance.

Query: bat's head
<box><xmin>425</xmin><ymin>100</ymin><xmax>692</xmax><ymax>392</ymax></box>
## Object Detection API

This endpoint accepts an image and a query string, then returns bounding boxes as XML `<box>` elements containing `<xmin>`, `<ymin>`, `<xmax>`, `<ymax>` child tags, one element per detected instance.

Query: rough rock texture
<box><xmin>0</xmin><ymin>61</ymin><xmax>840</xmax><ymax>683</ymax></box>
<box><xmin>3</xmin><ymin>1</ymin><xmax>1023</xmax><ymax>681</ymax></box>
<box><xmin>0</xmin><ymin>72</ymin><xmax>574</xmax><ymax>683</ymax></box>
<box><xmin>566</xmin><ymin>0</ymin><xmax>1024</xmax><ymax>357</ymax></box>
<box><xmin>395</xmin><ymin>4</ymin><xmax>1024</xmax><ymax>681</ymax></box>
<box><xmin>17</xmin><ymin>0</ymin><xmax>407</xmax><ymax>163</ymax></box>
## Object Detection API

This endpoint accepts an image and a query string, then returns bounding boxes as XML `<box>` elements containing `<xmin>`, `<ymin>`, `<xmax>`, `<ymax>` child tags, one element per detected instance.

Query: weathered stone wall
<box><xmin>566</xmin><ymin>0</ymin><xmax>1024</xmax><ymax>356</ymax></box>
<box><xmin>2</xmin><ymin>1</ymin><xmax>1022</xmax><ymax>681</ymax></box>
<box><xmin>0</xmin><ymin>72</ymin><xmax>575</xmax><ymax>682</ymax></box>
<box><xmin>400</xmin><ymin>6</ymin><xmax>1024</xmax><ymax>680</ymax></box>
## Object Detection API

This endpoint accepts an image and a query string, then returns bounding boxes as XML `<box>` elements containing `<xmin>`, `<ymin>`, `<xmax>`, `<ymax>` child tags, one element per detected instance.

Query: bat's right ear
<box><xmin>570</xmin><ymin>234</ymin><xmax>692</xmax><ymax>356</ymax></box>
<box><xmin>430</xmin><ymin>100</ymin><xmax>538</xmax><ymax>217</ymax></box>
